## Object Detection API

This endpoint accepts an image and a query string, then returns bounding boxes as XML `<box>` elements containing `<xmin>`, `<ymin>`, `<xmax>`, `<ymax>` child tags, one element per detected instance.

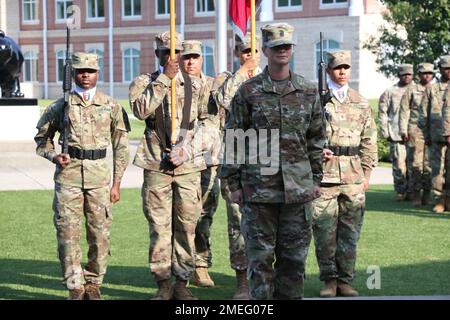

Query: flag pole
<box><xmin>170</xmin><ymin>0</ymin><xmax>176</xmax><ymax>146</ymax></box>
<box><xmin>250</xmin><ymin>0</ymin><xmax>256</xmax><ymax>77</ymax></box>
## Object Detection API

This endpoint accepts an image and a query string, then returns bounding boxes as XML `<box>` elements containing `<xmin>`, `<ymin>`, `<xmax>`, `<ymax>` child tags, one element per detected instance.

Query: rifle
<box><xmin>318</xmin><ymin>32</ymin><xmax>328</xmax><ymax>107</ymax></box>
<box><xmin>61</xmin><ymin>27</ymin><xmax>72</xmax><ymax>154</ymax></box>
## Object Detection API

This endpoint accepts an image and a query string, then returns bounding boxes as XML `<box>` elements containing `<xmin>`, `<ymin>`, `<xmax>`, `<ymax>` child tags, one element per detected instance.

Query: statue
<box><xmin>0</xmin><ymin>30</ymin><xmax>24</xmax><ymax>98</ymax></box>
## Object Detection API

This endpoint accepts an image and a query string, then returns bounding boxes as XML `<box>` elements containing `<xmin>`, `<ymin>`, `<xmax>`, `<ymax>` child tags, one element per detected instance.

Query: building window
<box><xmin>56</xmin><ymin>0</ymin><xmax>73</xmax><ymax>20</ymax></box>
<box><xmin>320</xmin><ymin>0</ymin><xmax>348</xmax><ymax>9</ymax></box>
<box><xmin>123</xmin><ymin>48</ymin><xmax>140</xmax><ymax>82</ymax></box>
<box><xmin>23</xmin><ymin>51</ymin><xmax>39</xmax><ymax>82</ymax></box>
<box><xmin>123</xmin><ymin>0</ymin><xmax>141</xmax><ymax>18</ymax></box>
<box><xmin>87</xmin><ymin>48</ymin><xmax>104</xmax><ymax>82</ymax></box>
<box><xmin>202</xmin><ymin>45</ymin><xmax>215</xmax><ymax>77</ymax></box>
<box><xmin>23</xmin><ymin>0</ymin><xmax>39</xmax><ymax>22</ymax></box>
<box><xmin>276</xmin><ymin>0</ymin><xmax>302</xmax><ymax>12</ymax></box>
<box><xmin>315</xmin><ymin>39</ymin><xmax>340</xmax><ymax>78</ymax></box>
<box><xmin>87</xmin><ymin>0</ymin><xmax>104</xmax><ymax>19</ymax></box>
<box><xmin>56</xmin><ymin>50</ymin><xmax>66</xmax><ymax>82</ymax></box>
<box><xmin>196</xmin><ymin>0</ymin><xmax>215</xmax><ymax>16</ymax></box>
<box><xmin>156</xmin><ymin>0</ymin><xmax>169</xmax><ymax>17</ymax></box>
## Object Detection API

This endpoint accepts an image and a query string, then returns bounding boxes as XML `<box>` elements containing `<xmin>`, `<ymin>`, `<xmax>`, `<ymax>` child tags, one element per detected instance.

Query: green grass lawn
<box><xmin>1</xmin><ymin>185</ymin><xmax>450</xmax><ymax>300</ymax></box>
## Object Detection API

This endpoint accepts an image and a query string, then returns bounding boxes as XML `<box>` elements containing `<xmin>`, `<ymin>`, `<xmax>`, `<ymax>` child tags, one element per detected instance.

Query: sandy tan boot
<box><xmin>191</xmin><ymin>267</ymin><xmax>215</xmax><ymax>287</ymax></box>
<box><xmin>396</xmin><ymin>192</ymin><xmax>406</xmax><ymax>201</ymax></box>
<box><xmin>68</xmin><ymin>287</ymin><xmax>85</xmax><ymax>300</ymax></box>
<box><xmin>151</xmin><ymin>279</ymin><xmax>173</xmax><ymax>300</ymax></box>
<box><xmin>84</xmin><ymin>283</ymin><xmax>102</xmax><ymax>300</ymax></box>
<box><xmin>233</xmin><ymin>269</ymin><xmax>249</xmax><ymax>300</ymax></box>
<box><xmin>319</xmin><ymin>279</ymin><xmax>337</xmax><ymax>298</ymax></box>
<box><xmin>411</xmin><ymin>191</ymin><xmax>422</xmax><ymax>207</ymax></box>
<box><xmin>173</xmin><ymin>278</ymin><xmax>198</xmax><ymax>300</ymax></box>
<box><xmin>422</xmin><ymin>190</ymin><xmax>431</xmax><ymax>205</ymax></box>
<box><xmin>337</xmin><ymin>281</ymin><xmax>359</xmax><ymax>297</ymax></box>
<box><xmin>433</xmin><ymin>198</ymin><xmax>445</xmax><ymax>214</ymax></box>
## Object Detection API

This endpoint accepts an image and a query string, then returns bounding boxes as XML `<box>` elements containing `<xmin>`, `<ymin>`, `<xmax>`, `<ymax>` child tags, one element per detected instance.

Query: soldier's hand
<box><xmin>169</xmin><ymin>146</ymin><xmax>190</xmax><ymax>167</ymax></box>
<box><xmin>323</xmin><ymin>148</ymin><xmax>334</xmax><ymax>162</ymax></box>
<box><xmin>164</xmin><ymin>56</ymin><xmax>180</xmax><ymax>79</ymax></box>
<box><xmin>54</xmin><ymin>154</ymin><xmax>71</xmax><ymax>168</ymax></box>
<box><xmin>401</xmin><ymin>134</ymin><xmax>409</xmax><ymax>143</ymax></box>
<box><xmin>231</xmin><ymin>189</ymin><xmax>244</xmax><ymax>207</ymax></box>
<box><xmin>313</xmin><ymin>185</ymin><xmax>321</xmax><ymax>198</ymax></box>
<box><xmin>238</xmin><ymin>54</ymin><xmax>260</xmax><ymax>77</ymax></box>
<box><xmin>363</xmin><ymin>179</ymin><xmax>370</xmax><ymax>191</ymax></box>
<box><xmin>110</xmin><ymin>182</ymin><xmax>121</xmax><ymax>204</ymax></box>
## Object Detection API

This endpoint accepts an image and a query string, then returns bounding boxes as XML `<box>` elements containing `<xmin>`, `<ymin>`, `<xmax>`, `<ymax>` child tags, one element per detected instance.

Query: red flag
<box><xmin>229</xmin><ymin>0</ymin><xmax>261</xmax><ymax>42</ymax></box>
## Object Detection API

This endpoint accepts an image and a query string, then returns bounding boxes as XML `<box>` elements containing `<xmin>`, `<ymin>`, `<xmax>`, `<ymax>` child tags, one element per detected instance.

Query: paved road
<box><xmin>0</xmin><ymin>141</ymin><xmax>393</xmax><ymax>191</ymax></box>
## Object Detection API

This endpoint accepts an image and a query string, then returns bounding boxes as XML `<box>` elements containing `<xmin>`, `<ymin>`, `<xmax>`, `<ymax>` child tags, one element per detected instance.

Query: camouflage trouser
<box><xmin>220</xmin><ymin>179</ymin><xmax>247</xmax><ymax>271</ymax></box>
<box><xmin>407</xmin><ymin>131</ymin><xmax>431</xmax><ymax>192</ymax></box>
<box><xmin>390</xmin><ymin>141</ymin><xmax>408</xmax><ymax>193</ymax></box>
<box><xmin>241</xmin><ymin>202</ymin><xmax>312</xmax><ymax>300</ymax></box>
<box><xmin>195</xmin><ymin>165</ymin><xmax>220</xmax><ymax>268</ymax></box>
<box><xmin>429</xmin><ymin>142</ymin><xmax>447</xmax><ymax>201</ymax></box>
<box><xmin>142</xmin><ymin>170</ymin><xmax>202</xmax><ymax>282</ymax></box>
<box><xmin>312</xmin><ymin>183</ymin><xmax>365</xmax><ymax>284</ymax></box>
<box><xmin>53</xmin><ymin>183</ymin><xmax>112</xmax><ymax>290</ymax></box>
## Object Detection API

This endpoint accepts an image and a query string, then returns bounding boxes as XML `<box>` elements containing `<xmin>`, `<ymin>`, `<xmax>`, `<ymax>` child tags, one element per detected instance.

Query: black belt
<box><xmin>328</xmin><ymin>146</ymin><xmax>359</xmax><ymax>156</ymax></box>
<box><xmin>68</xmin><ymin>146</ymin><xmax>107</xmax><ymax>160</ymax></box>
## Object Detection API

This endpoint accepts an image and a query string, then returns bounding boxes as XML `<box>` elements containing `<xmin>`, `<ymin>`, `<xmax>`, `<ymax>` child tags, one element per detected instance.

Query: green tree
<box><xmin>365</xmin><ymin>0</ymin><xmax>450</xmax><ymax>77</ymax></box>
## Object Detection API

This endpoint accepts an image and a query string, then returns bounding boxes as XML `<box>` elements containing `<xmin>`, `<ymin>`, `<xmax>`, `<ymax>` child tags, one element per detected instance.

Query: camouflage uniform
<box><xmin>34</xmin><ymin>53</ymin><xmax>130</xmax><ymax>291</ymax></box>
<box><xmin>221</xmin><ymin>23</ymin><xmax>325</xmax><ymax>300</ymax></box>
<box><xmin>399</xmin><ymin>63</ymin><xmax>434</xmax><ymax>195</ymax></box>
<box><xmin>129</xmin><ymin>33</ymin><xmax>208</xmax><ymax>284</ymax></box>
<box><xmin>312</xmin><ymin>51</ymin><xmax>378</xmax><ymax>288</ymax></box>
<box><xmin>440</xmin><ymin>84</ymin><xmax>450</xmax><ymax>198</ymax></box>
<box><xmin>379</xmin><ymin>65</ymin><xmax>414</xmax><ymax>195</ymax></box>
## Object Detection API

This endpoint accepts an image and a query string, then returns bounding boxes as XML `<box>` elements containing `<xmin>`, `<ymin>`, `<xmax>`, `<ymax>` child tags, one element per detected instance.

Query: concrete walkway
<box><xmin>0</xmin><ymin>141</ymin><xmax>393</xmax><ymax>191</ymax></box>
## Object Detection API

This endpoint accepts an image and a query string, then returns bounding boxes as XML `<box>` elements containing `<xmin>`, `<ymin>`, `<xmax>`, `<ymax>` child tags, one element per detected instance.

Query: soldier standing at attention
<box><xmin>178</xmin><ymin>40</ymin><xmax>219</xmax><ymax>288</ymax></box>
<box><xmin>34</xmin><ymin>52</ymin><xmax>130</xmax><ymax>300</ymax></box>
<box><xmin>128</xmin><ymin>32</ymin><xmax>207</xmax><ymax>300</ymax></box>
<box><xmin>422</xmin><ymin>56</ymin><xmax>450</xmax><ymax>213</ymax></box>
<box><xmin>399</xmin><ymin>63</ymin><xmax>435</xmax><ymax>207</ymax></box>
<box><xmin>221</xmin><ymin>23</ymin><xmax>325</xmax><ymax>300</ymax></box>
<box><xmin>213</xmin><ymin>33</ymin><xmax>261</xmax><ymax>300</ymax></box>
<box><xmin>312</xmin><ymin>51</ymin><xmax>378</xmax><ymax>298</ymax></box>
<box><xmin>379</xmin><ymin>64</ymin><xmax>414</xmax><ymax>201</ymax></box>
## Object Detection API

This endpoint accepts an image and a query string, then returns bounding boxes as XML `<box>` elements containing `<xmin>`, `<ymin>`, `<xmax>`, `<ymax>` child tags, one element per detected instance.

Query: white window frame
<box><xmin>55</xmin><ymin>0</ymin><xmax>73</xmax><ymax>23</ymax></box>
<box><xmin>55</xmin><ymin>49</ymin><xmax>67</xmax><ymax>83</ymax></box>
<box><xmin>121</xmin><ymin>42</ymin><xmax>141</xmax><ymax>83</ymax></box>
<box><xmin>194</xmin><ymin>0</ymin><xmax>215</xmax><ymax>17</ymax></box>
<box><xmin>320</xmin><ymin>0</ymin><xmax>348</xmax><ymax>10</ymax></box>
<box><xmin>85</xmin><ymin>43</ymin><xmax>105</xmax><ymax>82</ymax></box>
<box><xmin>86</xmin><ymin>0</ymin><xmax>105</xmax><ymax>22</ymax></box>
<box><xmin>22</xmin><ymin>0</ymin><xmax>40</xmax><ymax>24</ymax></box>
<box><xmin>155</xmin><ymin>0</ymin><xmax>170</xmax><ymax>19</ymax></box>
<box><xmin>22</xmin><ymin>49</ymin><xmax>39</xmax><ymax>82</ymax></box>
<box><xmin>314</xmin><ymin>39</ymin><xmax>341</xmax><ymax>80</ymax></box>
<box><xmin>201</xmin><ymin>42</ymin><xmax>215</xmax><ymax>76</ymax></box>
<box><xmin>122</xmin><ymin>0</ymin><xmax>142</xmax><ymax>20</ymax></box>
<box><xmin>275</xmin><ymin>0</ymin><xmax>303</xmax><ymax>13</ymax></box>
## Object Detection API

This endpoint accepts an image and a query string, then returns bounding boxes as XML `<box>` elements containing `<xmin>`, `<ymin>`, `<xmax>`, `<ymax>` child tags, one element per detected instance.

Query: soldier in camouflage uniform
<box><xmin>221</xmin><ymin>23</ymin><xmax>325</xmax><ymax>300</ymax></box>
<box><xmin>129</xmin><ymin>32</ymin><xmax>208</xmax><ymax>300</ymax></box>
<box><xmin>422</xmin><ymin>56</ymin><xmax>450</xmax><ymax>213</ymax></box>
<box><xmin>440</xmin><ymin>81</ymin><xmax>450</xmax><ymax>210</ymax></box>
<box><xmin>213</xmin><ymin>33</ymin><xmax>262</xmax><ymax>300</ymax></box>
<box><xmin>179</xmin><ymin>40</ymin><xmax>220</xmax><ymax>288</ymax></box>
<box><xmin>399</xmin><ymin>63</ymin><xmax>435</xmax><ymax>207</ymax></box>
<box><xmin>379</xmin><ymin>64</ymin><xmax>414</xmax><ymax>201</ymax></box>
<box><xmin>34</xmin><ymin>52</ymin><xmax>130</xmax><ymax>300</ymax></box>
<box><xmin>312</xmin><ymin>51</ymin><xmax>378</xmax><ymax>298</ymax></box>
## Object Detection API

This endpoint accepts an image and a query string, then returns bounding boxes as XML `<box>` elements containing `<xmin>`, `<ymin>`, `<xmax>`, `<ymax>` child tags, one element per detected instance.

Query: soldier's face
<box><xmin>419</xmin><ymin>72</ymin><xmax>434</xmax><ymax>85</ymax></box>
<box><xmin>156</xmin><ymin>49</ymin><xmax>181</xmax><ymax>67</ymax></box>
<box><xmin>74</xmin><ymin>69</ymin><xmax>98</xmax><ymax>90</ymax></box>
<box><xmin>181</xmin><ymin>54</ymin><xmax>203</xmax><ymax>77</ymax></box>
<box><xmin>262</xmin><ymin>44</ymin><xmax>292</xmax><ymax>66</ymax></box>
<box><xmin>236</xmin><ymin>48</ymin><xmax>258</xmax><ymax>65</ymax></box>
<box><xmin>328</xmin><ymin>65</ymin><xmax>351</xmax><ymax>86</ymax></box>
<box><xmin>399</xmin><ymin>73</ymin><xmax>413</xmax><ymax>85</ymax></box>
<box><xmin>440</xmin><ymin>67</ymin><xmax>450</xmax><ymax>81</ymax></box>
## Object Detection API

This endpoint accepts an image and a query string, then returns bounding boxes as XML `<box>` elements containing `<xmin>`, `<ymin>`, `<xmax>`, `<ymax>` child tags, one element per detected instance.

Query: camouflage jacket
<box><xmin>129</xmin><ymin>70</ymin><xmax>208</xmax><ymax>175</ymax></box>
<box><xmin>378</xmin><ymin>82</ymin><xmax>414</xmax><ymax>141</ymax></box>
<box><xmin>422</xmin><ymin>81</ymin><xmax>449</xmax><ymax>143</ymax></box>
<box><xmin>322</xmin><ymin>88</ymin><xmax>378</xmax><ymax>185</ymax></box>
<box><xmin>34</xmin><ymin>91</ymin><xmax>130</xmax><ymax>188</ymax></box>
<box><xmin>399</xmin><ymin>83</ymin><xmax>429</xmax><ymax>137</ymax></box>
<box><xmin>220</xmin><ymin>67</ymin><xmax>325</xmax><ymax>204</ymax></box>
<box><xmin>440</xmin><ymin>85</ymin><xmax>450</xmax><ymax>137</ymax></box>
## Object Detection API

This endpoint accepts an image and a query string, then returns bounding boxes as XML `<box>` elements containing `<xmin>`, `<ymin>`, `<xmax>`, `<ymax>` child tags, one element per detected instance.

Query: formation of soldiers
<box><xmin>34</xmin><ymin>22</ymin><xmax>381</xmax><ymax>300</ymax></box>
<box><xmin>379</xmin><ymin>56</ymin><xmax>450</xmax><ymax>213</ymax></box>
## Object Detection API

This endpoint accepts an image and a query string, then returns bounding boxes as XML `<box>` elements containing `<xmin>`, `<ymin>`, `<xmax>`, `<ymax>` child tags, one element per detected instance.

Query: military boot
<box><xmin>151</xmin><ymin>279</ymin><xmax>174</xmax><ymax>300</ymax></box>
<box><xmin>433</xmin><ymin>198</ymin><xmax>445</xmax><ymax>214</ymax></box>
<box><xmin>395</xmin><ymin>192</ymin><xmax>406</xmax><ymax>201</ymax></box>
<box><xmin>422</xmin><ymin>190</ymin><xmax>431</xmax><ymax>205</ymax></box>
<box><xmin>172</xmin><ymin>278</ymin><xmax>198</xmax><ymax>300</ymax></box>
<box><xmin>337</xmin><ymin>281</ymin><xmax>359</xmax><ymax>297</ymax></box>
<box><xmin>445</xmin><ymin>196</ymin><xmax>450</xmax><ymax>212</ymax></box>
<box><xmin>191</xmin><ymin>267</ymin><xmax>215</xmax><ymax>287</ymax></box>
<box><xmin>319</xmin><ymin>279</ymin><xmax>337</xmax><ymax>298</ymax></box>
<box><xmin>233</xmin><ymin>269</ymin><xmax>249</xmax><ymax>300</ymax></box>
<box><xmin>411</xmin><ymin>191</ymin><xmax>422</xmax><ymax>207</ymax></box>
<box><xmin>68</xmin><ymin>287</ymin><xmax>85</xmax><ymax>300</ymax></box>
<box><xmin>84</xmin><ymin>283</ymin><xmax>102</xmax><ymax>300</ymax></box>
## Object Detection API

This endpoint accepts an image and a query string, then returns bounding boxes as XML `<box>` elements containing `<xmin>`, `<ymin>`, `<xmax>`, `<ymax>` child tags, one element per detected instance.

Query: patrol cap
<box><xmin>417</xmin><ymin>62</ymin><xmax>435</xmax><ymax>74</ymax></box>
<box><xmin>155</xmin><ymin>31</ymin><xmax>183</xmax><ymax>51</ymax></box>
<box><xmin>398</xmin><ymin>64</ymin><xmax>413</xmax><ymax>76</ymax></box>
<box><xmin>327</xmin><ymin>50</ymin><xmax>351</xmax><ymax>69</ymax></box>
<box><xmin>261</xmin><ymin>23</ymin><xmax>295</xmax><ymax>48</ymax></box>
<box><xmin>72</xmin><ymin>52</ymin><xmax>100</xmax><ymax>70</ymax></box>
<box><xmin>438</xmin><ymin>55</ymin><xmax>450</xmax><ymax>68</ymax></box>
<box><xmin>235</xmin><ymin>33</ymin><xmax>260</xmax><ymax>51</ymax></box>
<box><xmin>182</xmin><ymin>40</ymin><xmax>202</xmax><ymax>56</ymax></box>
